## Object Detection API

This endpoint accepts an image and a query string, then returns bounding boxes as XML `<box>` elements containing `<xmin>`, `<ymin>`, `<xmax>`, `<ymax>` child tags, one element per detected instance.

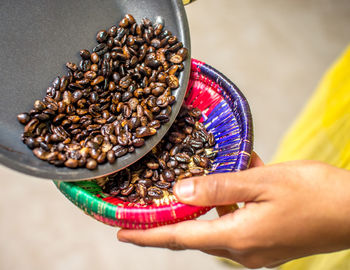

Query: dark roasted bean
<box><xmin>17</xmin><ymin>113</ymin><xmax>30</xmax><ymax>125</ymax></box>
<box><xmin>121</xmin><ymin>185</ymin><xmax>134</xmax><ymax>196</ymax></box>
<box><xmin>66</xmin><ymin>62</ymin><xmax>77</xmax><ymax>71</ymax></box>
<box><xmin>190</xmin><ymin>167</ymin><xmax>205</xmax><ymax>176</ymax></box>
<box><xmin>125</xmin><ymin>14</ymin><xmax>136</xmax><ymax>24</ymax></box>
<box><xmin>91</xmin><ymin>76</ymin><xmax>105</xmax><ymax>86</ymax></box>
<box><xmin>146</xmin><ymin>161</ymin><xmax>159</xmax><ymax>170</ymax></box>
<box><xmin>154</xmin><ymin>181</ymin><xmax>171</xmax><ymax>189</ymax></box>
<box><xmin>114</xmin><ymin>145</ymin><xmax>128</xmax><ymax>157</ymax></box>
<box><xmin>135</xmin><ymin>126</ymin><xmax>156</xmax><ymax>138</ymax></box>
<box><xmin>33</xmin><ymin>147</ymin><xmax>48</xmax><ymax>160</ymax></box>
<box><xmin>175</xmin><ymin>153</ymin><xmax>191</xmax><ymax>163</ymax></box>
<box><xmin>169</xmin><ymin>54</ymin><xmax>183</xmax><ymax>64</ymax></box>
<box><xmin>24</xmin><ymin>118</ymin><xmax>39</xmax><ymax>133</ymax></box>
<box><xmin>166</xmin><ymin>75</ymin><xmax>179</xmax><ymax>89</ymax></box>
<box><xmin>162</xmin><ymin>169</ymin><xmax>175</xmax><ymax>182</ymax></box>
<box><xmin>138</xmin><ymin>179</ymin><xmax>152</xmax><ymax>188</ymax></box>
<box><xmin>190</xmin><ymin>139</ymin><xmax>204</xmax><ymax>149</ymax></box>
<box><xmin>132</xmin><ymin>138</ymin><xmax>145</xmax><ymax>147</ymax></box>
<box><xmin>136</xmin><ymin>183</ymin><xmax>147</xmax><ymax>198</ymax></box>
<box><xmin>96</xmin><ymin>30</ymin><xmax>108</xmax><ymax>43</ymax></box>
<box><xmin>80</xmin><ymin>49</ymin><xmax>91</xmax><ymax>60</ymax></box>
<box><xmin>167</xmin><ymin>159</ymin><xmax>178</xmax><ymax>168</ymax></box>
<box><xmin>108</xmin><ymin>25</ymin><xmax>118</xmax><ymax>37</ymax></box>
<box><xmin>64</xmin><ymin>158</ymin><xmax>78</xmax><ymax>168</ymax></box>
<box><xmin>208</xmin><ymin>133</ymin><xmax>216</xmax><ymax>147</ymax></box>
<box><xmin>24</xmin><ymin>137</ymin><xmax>37</xmax><ymax>149</ymax></box>
<box><xmin>143</xmin><ymin>169</ymin><xmax>153</xmax><ymax>179</ymax></box>
<box><xmin>147</xmin><ymin>187</ymin><xmax>163</xmax><ymax>199</ymax></box>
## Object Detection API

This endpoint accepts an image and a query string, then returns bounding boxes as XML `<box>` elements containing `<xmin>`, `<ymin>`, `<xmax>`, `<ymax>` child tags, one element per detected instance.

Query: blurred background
<box><xmin>1</xmin><ymin>0</ymin><xmax>350</xmax><ymax>269</ymax></box>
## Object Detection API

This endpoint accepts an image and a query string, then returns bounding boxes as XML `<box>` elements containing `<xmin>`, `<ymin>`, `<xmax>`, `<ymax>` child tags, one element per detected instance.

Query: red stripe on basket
<box><xmin>186</xmin><ymin>72</ymin><xmax>223</xmax><ymax>118</ymax></box>
<box><xmin>92</xmin><ymin>205</ymin><xmax>212</xmax><ymax>229</ymax></box>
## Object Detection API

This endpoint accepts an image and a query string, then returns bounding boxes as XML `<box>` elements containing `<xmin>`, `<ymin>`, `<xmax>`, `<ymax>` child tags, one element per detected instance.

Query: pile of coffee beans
<box><xmin>17</xmin><ymin>14</ymin><xmax>188</xmax><ymax>170</ymax></box>
<box><xmin>97</xmin><ymin>105</ymin><xmax>216</xmax><ymax>204</ymax></box>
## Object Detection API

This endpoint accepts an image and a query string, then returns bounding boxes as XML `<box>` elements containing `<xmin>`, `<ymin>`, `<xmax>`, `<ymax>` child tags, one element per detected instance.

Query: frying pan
<box><xmin>0</xmin><ymin>0</ymin><xmax>193</xmax><ymax>181</ymax></box>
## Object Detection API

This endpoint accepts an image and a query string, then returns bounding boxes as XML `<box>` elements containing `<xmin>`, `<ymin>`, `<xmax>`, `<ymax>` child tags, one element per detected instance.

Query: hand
<box><xmin>117</xmin><ymin>153</ymin><xmax>350</xmax><ymax>269</ymax></box>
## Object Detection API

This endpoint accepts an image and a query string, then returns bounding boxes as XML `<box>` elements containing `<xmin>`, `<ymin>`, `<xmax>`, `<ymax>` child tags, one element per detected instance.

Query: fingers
<box><xmin>117</xmin><ymin>219</ymin><xmax>226</xmax><ymax>250</ymax></box>
<box><xmin>250</xmin><ymin>151</ymin><xmax>264</xmax><ymax>168</ymax></box>
<box><xmin>173</xmin><ymin>166</ymin><xmax>268</xmax><ymax>206</ymax></box>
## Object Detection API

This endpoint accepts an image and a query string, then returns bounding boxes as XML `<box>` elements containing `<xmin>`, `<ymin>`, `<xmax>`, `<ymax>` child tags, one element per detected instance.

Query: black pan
<box><xmin>0</xmin><ymin>0</ymin><xmax>191</xmax><ymax>181</ymax></box>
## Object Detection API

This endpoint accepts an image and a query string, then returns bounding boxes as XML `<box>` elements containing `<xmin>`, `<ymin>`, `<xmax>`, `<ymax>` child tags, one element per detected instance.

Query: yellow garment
<box><xmin>273</xmin><ymin>45</ymin><xmax>350</xmax><ymax>269</ymax></box>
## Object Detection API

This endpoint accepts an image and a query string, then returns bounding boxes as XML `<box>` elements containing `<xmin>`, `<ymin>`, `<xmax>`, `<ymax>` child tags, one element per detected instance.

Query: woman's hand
<box><xmin>117</xmin><ymin>153</ymin><xmax>350</xmax><ymax>269</ymax></box>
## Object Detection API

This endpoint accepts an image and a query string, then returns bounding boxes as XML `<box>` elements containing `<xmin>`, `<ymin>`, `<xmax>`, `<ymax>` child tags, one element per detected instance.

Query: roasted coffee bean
<box><xmin>173</xmin><ymin>168</ymin><xmax>184</xmax><ymax>176</ymax></box>
<box><xmin>147</xmin><ymin>187</ymin><xmax>163</xmax><ymax>199</ymax></box>
<box><xmin>64</xmin><ymin>158</ymin><xmax>78</xmax><ymax>168</ymax></box>
<box><xmin>162</xmin><ymin>169</ymin><xmax>175</xmax><ymax>182</ymax></box>
<box><xmin>146</xmin><ymin>161</ymin><xmax>159</xmax><ymax>170</ymax></box>
<box><xmin>119</xmin><ymin>179</ymin><xmax>131</xmax><ymax>192</ymax></box>
<box><xmin>114</xmin><ymin>145</ymin><xmax>128</xmax><ymax>157</ymax></box>
<box><xmin>24</xmin><ymin>137</ymin><xmax>37</xmax><ymax>149</ymax></box>
<box><xmin>208</xmin><ymin>133</ymin><xmax>216</xmax><ymax>147</ymax></box>
<box><xmin>132</xmin><ymin>138</ymin><xmax>145</xmax><ymax>147</ymax></box>
<box><xmin>128</xmin><ymin>193</ymin><xmax>140</xmax><ymax>203</ymax></box>
<box><xmin>108</xmin><ymin>25</ymin><xmax>118</xmax><ymax>37</ymax></box>
<box><xmin>17</xmin><ymin>113</ymin><xmax>30</xmax><ymax>125</ymax></box>
<box><xmin>96</xmin><ymin>30</ymin><xmax>108</xmax><ymax>43</ymax></box>
<box><xmin>189</xmin><ymin>167</ymin><xmax>204</xmax><ymax>176</ymax></box>
<box><xmin>80</xmin><ymin>49</ymin><xmax>91</xmax><ymax>60</ymax></box>
<box><xmin>154</xmin><ymin>181</ymin><xmax>171</xmax><ymax>189</ymax></box>
<box><xmin>190</xmin><ymin>139</ymin><xmax>203</xmax><ymax>149</ymax></box>
<box><xmin>125</xmin><ymin>14</ymin><xmax>136</xmax><ymax>24</ymax></box>
<box><xmin>175</xmin><ymin>153</ymin><xmax>191</xmax><ymax>163</ymax></box>
<box><xmin>143</xmin><ymin>169</ymin><xmax>153</xmax><ymax>179</ymax></box>
<box><xmin>121</xmin><ymin>185</ymin><xmax>134</xmax><ymax>196</ymax></box>
<box><xmin>90</xmin><ymin>52</ymin><xmax>99</xmax><ymax>64</ymax></box>
<box><xmin>136</xmin><ymin>183</ymin><xmax>147</xmax><ymax>198</ymax></box>
<box><xmin>147</xmin><ymin>120</ymin><xmax>160</xmax><ymax>129</ymax></box>
<box><xmin>138</xmin><ymin>179</ymin><xmax>152</xmax><ymax>188</ymax></box>
<box><xmin>24</xmin><ymin>118</ymin><xmax>39</xmax><ymax>133</ymax></box>
<box><xmin>33</xmin><ymin>100</ymin><xmax>46</xmax><ymax>111</ymax></box>
<box><xmin>91</xmin><ymin>76</ymin><xmax>105</xmax><ymax>86</ymax></box>
<box><xmin>167</xmin><ymin>159</ymin><xmax>178</xmax><ymax>168</ymax></box>
<box><xmin>166</xmin><ymin>75</ymin><xmax>179</xmax><ymax>89</ymax></box>
<box><xmin>108</xmin><ymin>185</ymin><xmax>120</xmax><ymax>196</ymax></box>
<box><xmin>169</xmin><ymin>54</ymin><xmax>183</xmax><ymax>64</ymax></box>
<box><xmin>32</xmin><ymin>147</ymin><xmax>48</xmax><ymax>160</ymax></box>
<box><xmin>135</xmin><ymin>126</ymin><xmax>157</xmax><ymax>138</ymax></box>
<box><xmin>66</xmin><ymin>62</ymin><xmax>77</xmax><ymax>71</ymax></box>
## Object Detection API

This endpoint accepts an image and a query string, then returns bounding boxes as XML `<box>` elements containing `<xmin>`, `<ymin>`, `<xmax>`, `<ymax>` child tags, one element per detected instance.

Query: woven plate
<box><xmin>54</xmin><ymin>59</ymin><xmax>253</xmax><ymax>229</ymax></box>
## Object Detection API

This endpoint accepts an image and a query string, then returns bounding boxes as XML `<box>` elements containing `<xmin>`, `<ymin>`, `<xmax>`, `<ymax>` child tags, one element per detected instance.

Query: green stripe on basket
<box><xmin>53</xmin><ymin>181</ymin><xmax>118</xmax><ymax>220</ymax></box>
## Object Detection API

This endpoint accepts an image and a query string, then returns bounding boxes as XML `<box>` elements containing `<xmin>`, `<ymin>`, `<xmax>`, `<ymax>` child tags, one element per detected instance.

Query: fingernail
<box><xmin>175</xmin><ymin>180</ymin><xmax>194</xmax><ymax>199</ymax></box>
<box><xmin>118</xmin><ymin>237</ymin><xmax>130</xmax><ymax>243</ymax></box>
<box><xmin>117</xmin><ymin>231</ymin><xmax>130</xmax><ymax>243</ymax></box>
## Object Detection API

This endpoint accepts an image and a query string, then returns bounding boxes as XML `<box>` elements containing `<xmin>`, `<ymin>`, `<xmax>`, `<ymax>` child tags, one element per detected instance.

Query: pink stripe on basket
<box><xmin>92</xmin><ymin>204</ymin><xmax>211</xmax><ymax>229</ymax></box>
<box><xmin>114</xmin><ymin>203</ymin><xmax>211</xmax><ymax>224</ymax></box>
<box><xmin>101</xmin><ymin>194</ymin><xmax>212</xmax><ymax>227</ymax></box>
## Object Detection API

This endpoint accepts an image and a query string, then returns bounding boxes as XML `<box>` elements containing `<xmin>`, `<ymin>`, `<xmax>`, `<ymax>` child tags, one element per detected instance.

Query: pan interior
<box><xmin>0</xmin><ymin>0</ymin><xmax>190</xmax><ymax>180</ymax></box>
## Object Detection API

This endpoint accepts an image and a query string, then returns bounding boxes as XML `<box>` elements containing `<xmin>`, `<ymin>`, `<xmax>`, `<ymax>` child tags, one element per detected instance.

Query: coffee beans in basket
<box><xmin>95</xmin><ymin>105</ymin><xmax>217</xmax><ymax>204</ymax></box>
<box><xmin>17</xmin><ymin>14</ymin><xmax>188</xmax><ymax>170</ymax></box>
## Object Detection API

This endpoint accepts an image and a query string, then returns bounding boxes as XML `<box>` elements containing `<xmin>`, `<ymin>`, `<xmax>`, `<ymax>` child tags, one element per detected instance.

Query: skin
<box><xmin>117</xmin><ymin>152</ymin><xmax>350</xmax><ymax>269</ymax></box>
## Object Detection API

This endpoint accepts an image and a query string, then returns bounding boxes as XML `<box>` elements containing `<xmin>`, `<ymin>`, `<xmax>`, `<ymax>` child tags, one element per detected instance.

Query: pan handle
<box><xmin>182</xmin><ymin>0</ymin><xmax>196</xmax><ymax>5</ymax></box>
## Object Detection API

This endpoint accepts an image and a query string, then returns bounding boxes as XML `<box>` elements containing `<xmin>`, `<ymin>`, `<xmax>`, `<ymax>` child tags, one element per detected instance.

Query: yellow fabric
<box><xmin>273</xmin><ymin>45</ymin><xmax>350</xmax><ymax>269</ymax></box>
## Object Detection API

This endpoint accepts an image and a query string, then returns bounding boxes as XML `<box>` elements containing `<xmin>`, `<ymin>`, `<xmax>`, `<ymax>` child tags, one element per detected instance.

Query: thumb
<box><xmin>173</xmin><ymin>166</ymin><xmax>267</xmax><ymax>206</ymax></box>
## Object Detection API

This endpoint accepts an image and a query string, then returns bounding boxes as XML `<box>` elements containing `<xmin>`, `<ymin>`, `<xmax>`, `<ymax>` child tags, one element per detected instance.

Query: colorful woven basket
<box><xmin>54</xmin><ymin>59</ymin><xmax>253</xmax><ymax>229</ymax></box>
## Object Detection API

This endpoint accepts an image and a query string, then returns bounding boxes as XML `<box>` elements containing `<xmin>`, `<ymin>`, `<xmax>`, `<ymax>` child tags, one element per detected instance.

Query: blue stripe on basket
<box><xmin>202</xmin><ymin>99</ymin><xmax>241</xmax><ymax>174</ymax></box>
<box><xmin>199</xmin><ymin>63</ymin><xmax>253</xmax><ymax>172</ymax></box>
